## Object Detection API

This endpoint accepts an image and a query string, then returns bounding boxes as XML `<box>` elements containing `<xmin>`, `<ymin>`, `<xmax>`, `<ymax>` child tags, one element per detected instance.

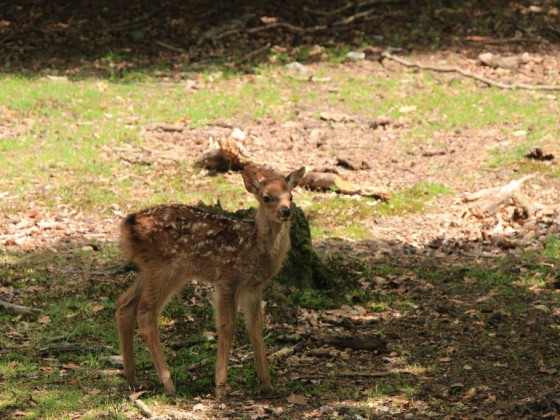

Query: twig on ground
<box><xmin>186</xmin><ymin>357</ymin><xmax>210</xmax><ymax>371</ymax></box>
<box><xmin>0</xmin><ymin>299</ymin><xmax>41</xmax><ymax>316</ymax></box>
<box><xmin>381</xmin><ymin>51</ymin><xmax>560</xmax><ymax>91</ymax></box>
<box><xmin>39</xmin><ymin>343</ymin><xmax>96</xmax><ymax>356</ymax></box>
<box><xmin>204</xmin><ymin>3</ymin><xmax>400</xmax><ymax>44</ymax></box>
<box><xmin>464</xmin><ymin>36</ymin><xmax>540</xmax><ymax>45</ymax></box>
<box><xmin>134</xmin><ymin>399</ymin><xmax>154</xmax><ymax>418</ymax></box>
<box><xmin>239</xmin><ymin>43</ymin><xmax>271</xmax><ymax>63</ymax></box>
<box><xmin>307</xmin><ymin>0</ymin><xmax>408</xmax><ymax>17</ymax></box>
<box><xmin>459</xmin><ymin>251</ymin><xmax>502</xmax><ymax>259</ymax></box>
<box><xmin>462</xmin><ymin>175</ymin><xmax>535</xmax><ymax>218</ymax></box>
<box><xmin>155</xmin><ymin>40</ymin><xmax>185</xmax><ymax>54</ymax></box>
<box><xmin>333</xmin><ymin>7</ymin><xmax>380</xmax><ymax>26</ymax></box>
<box><xmin>296</xmin><ymin>370</ymin><xmax>412</xmax><ymax>379</ymax></box>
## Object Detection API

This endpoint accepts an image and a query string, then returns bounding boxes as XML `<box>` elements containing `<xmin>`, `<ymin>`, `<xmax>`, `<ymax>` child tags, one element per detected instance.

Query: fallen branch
<box><xmin>154</xmin><ymin>40</ymin><xmax>185</xmax><ymax>54</ymax></box>
<box><xmin>296</xmin><ymin>370</ymin><xmax>411</xmax><ymax>380</ymax></box>
<box><xmin>301</xmin><ymin>172</ymin><xmax>392</xmax><ymax>200</ymax></box>
<box><xmin>145</xmin><ymin>123</ymin><xmax>186</xmax><ymax>132</ymax></box>
<box><xmin>463</xmin><ymin>175</ymin><xmax>535</xmax><ymax>218</ymax></box>
<box><xmin>239</xmin><ymin>43</ymin><xmax>271</xmax><ymax>63</ymax></box>
<box><xmin>465</xmin><ymin>36</ymin><xmax>541</xmax><ymax>45</ymax></box>
<box><xmin>134</xmin><ymin>399</ymin><xmax>154</xmax><ymax>418</ymax></box>
<box><xmin>381</xmin><ymin>51</ymin><xmax>560</xmax><ymax>91</ymax></box>
<box><xmin>39</xmin><ymin>343</ymin><xmax>96</xmax><ymax>356</ymax></box>
<box><xmin>203</xmin><ymin>3</ymin><xmax>398</xmax><ymax>45</ymax></box>
<box><xmin>316</xmin><ymin>334</ymin><xmax>388</xmax><ymax>353</ymax></box>
<box><xmin>269</xmin><ymin>343</ymin><xmax>306</xmax><ymax>361</ymax></box>
<box><xmin>0</xmin><ymin>299</ymin><xmax>41</xmax><ymax>316</ymax></box>
<box><xmin>194</xmin><ymin>139</ymin><xmax>391</xmax><ymax>199</ymax></box>
<box><xmin>306</xmin><ymin>0</ymin><xmax>407</xmax><ymax>17</ymax></box>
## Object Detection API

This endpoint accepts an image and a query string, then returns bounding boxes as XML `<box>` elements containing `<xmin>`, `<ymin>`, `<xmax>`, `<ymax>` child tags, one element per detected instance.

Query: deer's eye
<box><xmin>263</xmin><ymin>196</ymin><xmax>271</xmax><ymax>203</ymax></box>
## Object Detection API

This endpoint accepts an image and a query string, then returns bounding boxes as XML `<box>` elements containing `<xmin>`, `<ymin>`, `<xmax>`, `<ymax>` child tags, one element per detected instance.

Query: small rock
<box><xmin>346</xmin><ymin>51</ymin><xmax>365</xmax><ymax>61</ymax></box>
<box><xmin>230</xmin><ymin>127</ymin><xmax>246</xmax><ymax>141</ymax></box>
<box><xmin>286</xmin><ymin>62</ymin><xmax>309</xmax><ymax>78</ymax></box>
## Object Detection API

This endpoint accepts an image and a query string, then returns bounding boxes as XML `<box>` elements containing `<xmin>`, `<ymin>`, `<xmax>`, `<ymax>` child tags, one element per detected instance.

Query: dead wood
<box><xmin>39</xmin><ymin>343</ymin><xmax>96</xmax><ymax>356</ymax></box>
<box><xmin>194</xmin><ymin>139</ymin><xmax>391</xmax><ymax>199</ymax></box>
<box><xmin>239</xmin><ymin>43</ymin><xmax>271</xmax><ymax>63</ymax></box>
<box><xmin>463</xmin><ymin>175</ymin><xmax>535</xmax><ymax>218</ymax></box>
<box><xmin>269</xmin><ymin>341</ymin><xmax>306</xmax><ymax>361</ymax></box>
<box><xmin>316</xmin><ymin>334</ymin><xmax>388</xmax><ymax>353</ymax></box>
<box><xmin>202</xmin><ymin>2</ymin><xmax>403</xmax><ymax>45</ymax></box>
<box><xmin>301</xmin><ymin>172</ymin><xmax>392</xmax><ymax>200</ymax></box>
<box><xmin>336</xmin><ymin>154</ymin><xmax>371</xmax><ymax>170</ymax></box>
<box><xmin>0</xmin><ymin>299</ymin><xmax>41</xmax><ymax>316</ymax></box>
<box><xmin>146</xmin><ymin>123</ymin><xmax>186</xmax><ymax>132</ymax></box>
<box><xmin>133</xmin><ymin>399</ymin><xmax>154</xmax><ymax>418</ymax></box>
<box><xmin>306</xmin><ymin>0</ymin><xmax>407</xmax><ymax>17</ymax></box>
<box><xmin>381</xmin><ymin>51</ymin><xmax>560</xmax><ymax>91</ymax></box>
<box><xmin>154</xmin><ymin>40</ymin><xmax>185</xmax><ymax>54</ymax></box>
<box><xmin>300</xmin><ymin>371</ymin><xmax>407</xmax><ymax>380</ymax></box>
<box><xmin>421</xmin><ymin>149</ymin><xmax>448</xmax><ymax>157</ymax></box>
<box><xmin>526</xmin><ymin>147</ymin><xmax>554</xmax><ymax>161</ymax></box>
<box><xmin>185</xmin><ymin>357</ymin><xmax>210</xmax><ymax>371</ymax></box>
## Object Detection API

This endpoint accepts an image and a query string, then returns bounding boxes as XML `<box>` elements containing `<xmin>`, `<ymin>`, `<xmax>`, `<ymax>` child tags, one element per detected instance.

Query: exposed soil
<box><xmin>2</xmin><ymin>1</ymin><xmax>560</xmax><ymax>419</ymax></box>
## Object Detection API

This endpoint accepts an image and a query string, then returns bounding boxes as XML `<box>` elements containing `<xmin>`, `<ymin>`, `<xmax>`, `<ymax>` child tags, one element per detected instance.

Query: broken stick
<box><xmin>463</xmin><ymin>175</ymin><xmax>535</xmax><ymax>218</ymax></box>
<box><xmin>381</xmin><ymin>51</ymin><xmax>560</xmax><ymax>91</ymax></box>
<box><xmin>0</xmin><ymin>299</ymin><xmax>41</xmax><ymax>316</ymax></box>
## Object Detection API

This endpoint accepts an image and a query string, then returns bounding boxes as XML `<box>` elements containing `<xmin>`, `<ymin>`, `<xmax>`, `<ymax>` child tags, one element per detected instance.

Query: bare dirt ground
<box><xmin>2</xmin><ymin>0</ymin><xmax>560</xmax><ymax>419</ymax></box>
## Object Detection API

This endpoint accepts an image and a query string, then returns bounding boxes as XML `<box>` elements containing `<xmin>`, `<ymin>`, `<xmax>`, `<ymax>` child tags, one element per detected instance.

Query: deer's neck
<box><xmin>255</xmin><ymin>207</ymin><xmax>291</xmax><ymax>262</ymax></box>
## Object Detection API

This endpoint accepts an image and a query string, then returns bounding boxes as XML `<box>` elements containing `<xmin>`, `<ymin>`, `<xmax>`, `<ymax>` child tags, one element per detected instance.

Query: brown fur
<box><xmin>115</xmin><ymin>167</ymin><xmax>305</xmax><ymax>399</ymax></box>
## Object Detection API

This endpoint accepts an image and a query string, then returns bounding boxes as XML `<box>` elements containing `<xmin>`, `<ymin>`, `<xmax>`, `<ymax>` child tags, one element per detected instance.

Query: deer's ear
<box><xmin>286</xmin><ymin>167</ymin><xmax>306</xmax><ymax>191</ymax></box>
<box><xmin>242</xmin><ymin>170</ymin><xmax>260</xmax><ymax>195</ymax></box>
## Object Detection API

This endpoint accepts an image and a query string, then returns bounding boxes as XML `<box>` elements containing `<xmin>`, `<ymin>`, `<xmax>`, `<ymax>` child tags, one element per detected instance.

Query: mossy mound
<box><xmin>196</xmin><ymin>201</ymin><xmax>333</xmax><ymax>291</ymax></box>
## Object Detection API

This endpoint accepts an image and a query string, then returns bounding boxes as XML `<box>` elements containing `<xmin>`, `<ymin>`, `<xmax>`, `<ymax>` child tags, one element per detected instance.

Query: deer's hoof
<box><xmin>163</xmin><ymin>382</ymin><xmax>176</xmax><ymax>396</ymax></box>
<box><xmin>215</xmin><ymin>384</ymin><xmax>228</xmax><ymax>401</ymax></box>
<box><xmin>260</xmin><ymin>383</ymin><xmax>274</xmax><ymax>395</ymax></box>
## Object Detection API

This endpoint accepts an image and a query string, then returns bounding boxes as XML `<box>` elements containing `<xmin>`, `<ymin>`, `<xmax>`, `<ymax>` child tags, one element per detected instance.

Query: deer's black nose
<box><xmin>280</xmin><ymin>207</ymin><xmax>291</xmax><ymax>218</ymax></box>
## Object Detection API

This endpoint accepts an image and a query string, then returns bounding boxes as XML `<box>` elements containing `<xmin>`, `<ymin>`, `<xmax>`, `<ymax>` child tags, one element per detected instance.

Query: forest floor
<box><xmin>1</xmin><ymin>0</ymin><xmax>560</xmax><ymax>419</ymax></box>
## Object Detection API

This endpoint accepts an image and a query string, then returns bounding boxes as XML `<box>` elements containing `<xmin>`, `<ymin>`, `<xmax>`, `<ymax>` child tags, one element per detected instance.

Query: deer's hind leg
<box><xmin>214</xmin><ymin>285</ymin><xmax>238</xmax><ymax>400</ymax></box>
<box><xmin>136</xmin><ymin>270</ymin><xmax>183</xmax><ymax>394</ymax></box>
<box><xmin>116</xmin><ymin>276</ymin><xmax>144</xmax><ymax>387</ymax></box>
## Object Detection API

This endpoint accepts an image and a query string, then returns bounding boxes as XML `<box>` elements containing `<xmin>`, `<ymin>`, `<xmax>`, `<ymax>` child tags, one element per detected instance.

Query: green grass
<box><xmin>2</xmin><ymin>49</ymin><xmax>560</xmax><ymax>418</ymax></box>
<box><xmin>305</xmin><ymin>182</ymin><xmax>452</xmax><ymax>239</ymax></box>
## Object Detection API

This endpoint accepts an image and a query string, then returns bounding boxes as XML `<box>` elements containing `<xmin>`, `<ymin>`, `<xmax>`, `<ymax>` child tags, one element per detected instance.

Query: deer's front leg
<box><xmin>239</xmin><ymin>291</ymin><xmax>272</xmax><ymax>394</ymax></box>
<box><xmin>214</xmin><ymin>287</ymin><xmax>237</xmax><ymax>400</ymax></box>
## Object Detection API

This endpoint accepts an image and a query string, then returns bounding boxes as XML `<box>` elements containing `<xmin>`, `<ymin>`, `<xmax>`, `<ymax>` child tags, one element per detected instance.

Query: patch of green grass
<box><xmin>544</xmin><ymin>237</ymin><xmax>560</xmax><ymax>261</ymax></box>
<box><xmin>306</xmin><ymin>183</ymin><xmax>451</xmax><ymax>239</ymax></box>
<box><xmin>376</xmin><ymin>183</ymin><xmax>453</xmax><ymax>216</ymax></box>
<box><xmin>0</xmin><ymin>73</ymin><xmax>285</xmax><ymax>214</ymax></box>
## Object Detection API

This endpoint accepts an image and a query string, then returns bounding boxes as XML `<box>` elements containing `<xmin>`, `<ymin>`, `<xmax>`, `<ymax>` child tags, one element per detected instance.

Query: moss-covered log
<box><xmin>196</xmin><ymin>201</ymin><xmax>332</xmax><ymax>291</ymax></box>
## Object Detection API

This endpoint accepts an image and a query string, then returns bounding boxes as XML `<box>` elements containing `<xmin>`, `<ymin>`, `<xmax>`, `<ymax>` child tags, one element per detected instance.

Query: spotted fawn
<box><xmin>115</xmin><ymin>167</ymin><xmax>306</xmax><ymax>399</ymax></box>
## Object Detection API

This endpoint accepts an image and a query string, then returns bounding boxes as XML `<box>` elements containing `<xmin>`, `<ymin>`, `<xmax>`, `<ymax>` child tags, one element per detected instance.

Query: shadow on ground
<box><xmin>1</xmin><ymin>223</ymin><xmax>560</xmax><ymax>417</ymax></box>
<box><xmin>1</xmin><ymin>0</ymin><xmax>559</xmax><ymax>76</ymax></box>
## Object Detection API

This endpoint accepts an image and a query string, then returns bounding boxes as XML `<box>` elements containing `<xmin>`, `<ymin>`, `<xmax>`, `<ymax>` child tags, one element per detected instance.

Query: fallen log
<box><xmin>194</xmin><ymin>138</ymin><xmax>391</xmax><ymax>200</ymax></box>
<box><xmin>301</xmin><ymin>172</ymin><xmax>392</xmax><ymax>200</ymax></box>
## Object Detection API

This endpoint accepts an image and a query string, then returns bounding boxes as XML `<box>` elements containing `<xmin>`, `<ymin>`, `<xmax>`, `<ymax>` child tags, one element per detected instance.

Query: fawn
<box><xmin>115</xmin><ymin>167</ymin><xmax>306</xmax><ymax>399</ymax></box>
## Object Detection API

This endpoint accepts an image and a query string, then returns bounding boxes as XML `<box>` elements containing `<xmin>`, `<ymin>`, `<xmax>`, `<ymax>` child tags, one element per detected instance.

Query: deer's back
<box><xmin>119</xmin><ymin>204</ymin><xmax>271</xmax><ymax>283</ymax></box>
